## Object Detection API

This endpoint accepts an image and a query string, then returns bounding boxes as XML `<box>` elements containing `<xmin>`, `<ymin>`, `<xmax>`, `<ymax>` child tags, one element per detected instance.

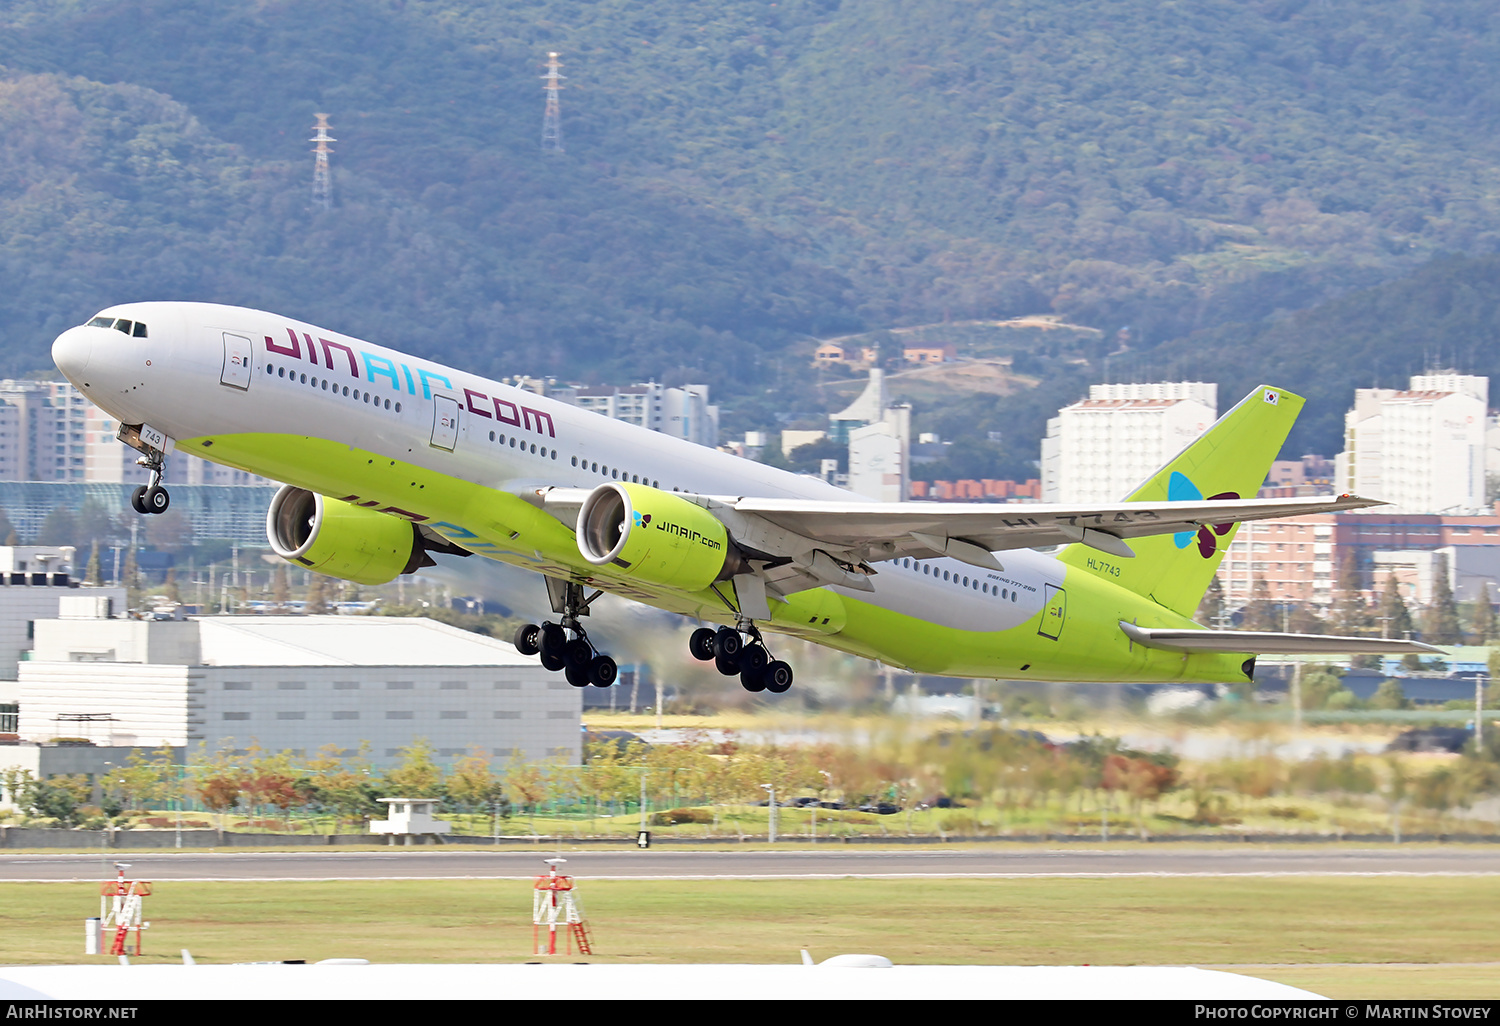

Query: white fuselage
<box><xmin>52</xmin><ymin>302</ymin><xmax>1057</xmax><ymax>647</ymax></box>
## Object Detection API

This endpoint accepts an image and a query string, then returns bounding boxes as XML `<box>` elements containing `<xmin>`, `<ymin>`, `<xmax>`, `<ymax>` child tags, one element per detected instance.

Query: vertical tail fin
<box><xmin>1057</xmin><ymin>385</ymin><xmax>1304</xmax><ymax>618</ymax></box>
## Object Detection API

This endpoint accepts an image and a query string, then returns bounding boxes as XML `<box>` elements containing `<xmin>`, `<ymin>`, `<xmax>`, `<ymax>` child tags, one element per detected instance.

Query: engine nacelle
<box><xmin>266</xmin><ymin>485</ymin><xmax>426</xmax><ymax>586</ymax></box>
<box><xmin>577</xmin><ymin>482</ymin><xmax>736</xmax><ymax>592</ymax></box>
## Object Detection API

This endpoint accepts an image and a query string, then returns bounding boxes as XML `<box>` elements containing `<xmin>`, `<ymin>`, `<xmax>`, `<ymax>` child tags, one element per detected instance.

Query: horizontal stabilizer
<box><xmin>1119</xmin><ymin>622</ymin><xmax>1444</xmax><ymax>656</ymax></box>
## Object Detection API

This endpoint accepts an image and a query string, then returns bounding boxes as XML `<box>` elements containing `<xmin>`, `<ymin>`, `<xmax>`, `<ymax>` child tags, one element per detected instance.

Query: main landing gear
<box><xmin>689</xmin><ymin>622</ymin><xmax>793</xmax><ymax>694</ymax></box>
<box><xmin>129</xmin><ymin>451</ymin><xmax>170</xmax><ymax>515</ymax></box>
<box><xmin>513</xmin><ymin>579</ymin><xmax>618</xmax><ymax>689</ymax></box>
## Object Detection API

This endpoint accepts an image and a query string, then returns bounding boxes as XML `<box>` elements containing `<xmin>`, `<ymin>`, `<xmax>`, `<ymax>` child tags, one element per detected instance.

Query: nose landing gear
<box><xmin>689</xmin><ymin>623</ymin><xmax>793</xmax><ymax>694</ymax></box>
<box><xmin>129</xmin><ymin>450</ymin><xmax>170</xmax><ymax>515</ymax></box>
<box><xmin>514</xmin><ymin>580</ymin><xmax>619</xmax><ymax>688</ymax></box>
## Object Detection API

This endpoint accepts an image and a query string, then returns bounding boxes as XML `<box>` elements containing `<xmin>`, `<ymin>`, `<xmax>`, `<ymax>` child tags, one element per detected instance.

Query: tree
<box><xmin>1300</xmin><ymin>668</ymin><xmax>1347</xmax><ymax>711</ymax></box>
<box><xmin>305</xmin><ymin>743</ymin><xmax>380</xmax><ymax>832</ymax></box>
<box><xmin>305</xmin><ymin>574</ymin><xmax>331</xmax><ymax>614</ymax></box>
<box><xmin>1423</xmin><ymin>555</ymin><xmax>1462</xmax><ymax>645</ymax></box>
<box><xmin>1238</xmin><ymin>576</ymin><xmax>1277</xmax><ymax>632</ymax></box>
<box><xmin>272</xmin><ymin>562</ymin><xmax>291</xmax><ymax>608</ymax></box>
<box><xmin>384</xmin><ymin>739</ymin><xmax>444</xmax><ymax>797</ymax></box>
<box><xmin>1472</xmin><ymin>582</ymin><xmax>1497</xmax><ymax>645</ymax></box>
<box><xmin>1379</xmin><ymin>575</ymin><xmax>1415</xmax><ymax>641</ymax></box>
<box><xmin>76</xmin><ymin>497</ymin><xmax>117</xmax><ymax>547</ymax></box>
<box><xmin>1328</xmin><ymin>552</ymin><xmax>1372</xmax><ymax>636</ymax></box>
<box><xmin>145</xmin><ymin>509</ymin><xmax>194</xmax><ymax>555</ymax></box>
<box><xmin>1196</xmin><ymin>575</ymin><xmax>1223</xmax><ymax>626</ymax></box>
<box><xmin>0</xmin><ymin>507</ymin><xmax>18</xmax><ymax>546</ymax></box>
<box><xmin>83</xmin><ymin>540</ymin><xmax>101</xmax><ymax>586</ymax></box>
<box><xmin>1371</xmin><ymin>679</ymin><xmax>1411</xmax><ymax>711</ymax></box>
<box><xmin>35</xmin><ymin>506</ymin><xmax>77</xmax><ymax>547</ymax></box>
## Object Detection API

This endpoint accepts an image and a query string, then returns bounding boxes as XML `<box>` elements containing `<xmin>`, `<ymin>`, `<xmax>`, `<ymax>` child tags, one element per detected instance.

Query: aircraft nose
<box><xmin>52</xmin><ymin>326</ymin><xmax>93</xmax><ymax>381</ymax></box>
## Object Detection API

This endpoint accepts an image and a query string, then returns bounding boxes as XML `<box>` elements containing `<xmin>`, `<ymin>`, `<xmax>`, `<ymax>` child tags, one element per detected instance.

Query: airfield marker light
<box><xmin>533</xmin><ymin>858</ymin><xmax>593</xmax><ymax>956</ymax></box>
<box><xmin>761</xmin><ymin>784</ymin><xmax>776</xmax><ymax>844</ymax></box>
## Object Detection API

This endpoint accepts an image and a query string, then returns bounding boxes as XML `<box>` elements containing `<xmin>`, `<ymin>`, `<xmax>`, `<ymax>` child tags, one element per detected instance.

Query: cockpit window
<box><xmin>84</xmin><ymin>315</ymin><xmax>147</xmax><ymax>337</ymax></box>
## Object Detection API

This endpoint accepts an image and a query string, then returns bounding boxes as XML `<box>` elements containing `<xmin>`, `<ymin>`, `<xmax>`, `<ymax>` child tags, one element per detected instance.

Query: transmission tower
<box><xmin>541</xmin><ymin>52</ymin><xmax>564</xmax><ymax>152</ymax></box>
<box><xmin>310</xmin><ymin>113</ymin><xmax>336</xmax><ymax>211</ymax></box>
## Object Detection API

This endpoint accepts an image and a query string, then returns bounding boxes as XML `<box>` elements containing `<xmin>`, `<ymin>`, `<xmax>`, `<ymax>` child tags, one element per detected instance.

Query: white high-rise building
<box><xmin>569</xmin><ymin>382</ymin><xmax>720</xmax><ymax>447</ymax></box>
<box><xmin>1040</xmin><ymin>382</ymin><xmax>1217</xmax><ymax>504</ymax></box>
<box><xmin>0</xmin><ymin>380</ymin><xmax>270</xmax><ymax>485</ymax></box>
<box><xmin>829</xmin><ymin>370</ymin><xmax>912</xmax><ymax>500</ymax></box>
<box><xmin>1336</xmin><ymin>372</ymin><xmax>1487</xmax><ymax>514</ymax></box>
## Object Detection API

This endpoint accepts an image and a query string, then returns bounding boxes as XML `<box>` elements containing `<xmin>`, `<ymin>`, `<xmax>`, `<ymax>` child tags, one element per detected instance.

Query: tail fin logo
<box><xmin>1263</xmin><ymin>389</ymin><xmax>1280</xmax><ymax>405</ymax></box>
<box><xmin>1168</xmin><ymin>471</ymin><xmax>1239</xmax><ymax>558</ymax></box>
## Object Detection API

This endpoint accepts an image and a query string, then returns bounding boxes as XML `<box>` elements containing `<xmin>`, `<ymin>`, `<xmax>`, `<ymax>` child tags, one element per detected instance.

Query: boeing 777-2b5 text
<box><xmin>51</xmin><ymin>303</ymin><xmax>1435</xmax><ymax>692</ymax></box>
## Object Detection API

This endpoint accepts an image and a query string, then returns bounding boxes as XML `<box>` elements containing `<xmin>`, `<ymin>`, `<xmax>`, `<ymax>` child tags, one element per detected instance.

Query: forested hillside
<box><xmin>2</xmin><ymin>0</ymin><xmax>1500</xmax><ymax>459</ymax></box>
<box><xmin>1123</xmin><ymin>255</ymin><xmax>1500</xmax><ymax>457</ymax></box>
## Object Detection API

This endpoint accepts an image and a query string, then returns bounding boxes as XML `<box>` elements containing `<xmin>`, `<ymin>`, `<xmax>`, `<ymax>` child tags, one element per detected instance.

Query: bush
<box><xmin>650</xmin><ymin>807</ymin><xmax>712</xmax><ymax>826</ymax></box>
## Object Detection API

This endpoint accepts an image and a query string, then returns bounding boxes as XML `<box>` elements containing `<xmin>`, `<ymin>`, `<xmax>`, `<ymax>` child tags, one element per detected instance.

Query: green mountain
<box><xmin>2</xmin><ymin>0</ymin><xmax>1500</xmax><ymax>458</ymax></box>
<box><xmin>1122</xmin><ymin>254</ymin><xmax>1500</xmax><ymax>459</ymax></box>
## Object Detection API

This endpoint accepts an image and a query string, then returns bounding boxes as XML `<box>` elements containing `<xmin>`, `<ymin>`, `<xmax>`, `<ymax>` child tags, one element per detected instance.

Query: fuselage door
<box><xmin>1038</xmin><ymin>584</ymin><xmax>1066</xmax><ymax>640</ymax></box>
<box><xmin>430</xmin><ymin>394</ymin><xmax>460</xmax><ymax>451</ymax></box>
<box><xmin>220</xmin><ymin>332</ymin><xmax>253</xmax><ymax>390</ymax></box>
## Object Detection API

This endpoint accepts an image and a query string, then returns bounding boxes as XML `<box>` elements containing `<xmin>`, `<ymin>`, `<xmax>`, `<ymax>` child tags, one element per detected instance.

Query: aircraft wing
<box><xmin>532</xmin><ymin>486</ymin><xmax>1382</xmax><ymax>604</ymax></box>
<box><xmin>1119</xmin><ymin>622</ymin><xmax>1443</xmax><ymax>656</ymax></box>
<box><xmin>720</xmin><ymin>493</ymin><xmax>1382</xmax><ymax>562</ymax></box>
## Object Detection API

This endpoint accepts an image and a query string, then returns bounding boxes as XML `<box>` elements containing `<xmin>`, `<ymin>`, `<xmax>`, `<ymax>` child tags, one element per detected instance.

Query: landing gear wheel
<box><xmin>588</xmin><ymin>655</ymin><xmax>618</xmax><ymax>687</ymax></box>
<box><xmin>564</xmin><ymin>638</ymin><xmax>592</xmax><ymax>669</ymax></box>
<box><xmin>539</xmin><ymin>623</ymin><xmax>567</xmax><ymax>672</ymax></box>
<box><xmin>689</xmin><ymin>627</ymin><xmax>717</xmax><ymax>661</ymax></box>
<box><xmin>763</xmin><ymin>661</ymin><xmax>793</xmax><ymax>694</ymax></box>
<box><xmin>714</xmin><ymin>651</ymin><xmax>741</xmax><ymax>677</ymax></box>
<box><xmin>714</xmin><ymin>627</ymin><xmax>742</xmax><ymax>660</ymax></box>
<box><xmin>565</xmin><ymin>661</ymin><xmax>591</xmax><ymax>687</ymax></box>
<box><xmin>130</xmin><ymin>486</ymin><xmax>149</xmax><ymax>515</ymax></box>
<box><xmin>740</xmin><ymin>667</ymin><xmax>767</xmax><ymax>692</ymax></box>
<box><xmin>513</xmin><ymin>623</ymin><xmax>541</xmax><ymax>656</ymax></box>
<box><xmin>145</xmin><ymin>486</ymin><xmax>170</xmax><ymax>514</ymax></box>
<box><xmin>739</xmin><ymin>646</ymin><xmax>768</xmax><ymax>676</ymax></box>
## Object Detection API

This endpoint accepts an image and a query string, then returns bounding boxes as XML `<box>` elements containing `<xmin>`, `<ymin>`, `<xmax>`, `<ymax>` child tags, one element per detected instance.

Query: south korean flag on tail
<box><xmin>1262</xmin><ymin>389</ymin><xmax>1279</xmax><ymax>405</ymax></box>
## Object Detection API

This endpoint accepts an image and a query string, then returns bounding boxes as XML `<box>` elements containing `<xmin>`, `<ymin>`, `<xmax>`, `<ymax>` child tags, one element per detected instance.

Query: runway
<box><xmin>4</xmin><ymin>846</ymin><xmax>1500</xmax><ymax>881</ymax></box>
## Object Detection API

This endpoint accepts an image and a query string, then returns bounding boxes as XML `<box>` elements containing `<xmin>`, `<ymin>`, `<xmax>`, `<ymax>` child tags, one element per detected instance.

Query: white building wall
<box><xmin>0</xmin><ymin>582</ymin><xmax>126</xmax><ymax>689</ymax></box>
<box><xmin>848</xmin><ymin>423</ymin><xmax>904</xmax><ymax>502</ymax></box>
<box><xmin>1053</xmin><ymin>396</ymin><xmax>1216</xmax><ymax>504</ymax></box>
<box><xmin>1341</xmin><ymin>378</ymin><xmax>1489</xmax><ymax>513</ymax></box>
<box><xmin>15</xmin><ymin>615</ymin><xmax>579</xmax><ymax>766</ymax></box>
<box><xmin>18</xmin><ymin>662</ymin><xmax>196</xmax><ymax>747</ymax></box>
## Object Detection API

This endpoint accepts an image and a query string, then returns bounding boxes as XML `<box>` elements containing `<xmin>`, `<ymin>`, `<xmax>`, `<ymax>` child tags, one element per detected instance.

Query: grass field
<box><xmin>7</xmin><ymin>876</ymin><xmax>1499</xmax><ymax>998</ymax></box>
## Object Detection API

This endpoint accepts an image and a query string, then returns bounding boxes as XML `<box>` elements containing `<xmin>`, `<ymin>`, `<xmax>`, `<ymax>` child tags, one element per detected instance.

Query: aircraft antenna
<box><xmin>542</xmin><ymin>52</ymin><xmax>565</xmax><ymax>152</ymax></box>
<box><xmin>311</xmin><ymin>113</ymin><xmax>336</xmax><ymax>211</ymax></box>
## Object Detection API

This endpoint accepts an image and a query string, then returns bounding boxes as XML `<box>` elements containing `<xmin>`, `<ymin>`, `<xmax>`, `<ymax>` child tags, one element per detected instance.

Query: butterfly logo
<box><xmin>633</xmin><ymin>511</ymin><xmax>651</xmax><ymax>527</ymax></box>
<box><xmin>1168</xmin><ymin>471</ymin><xmax>1239</xmax><ymax>558</ymax></box>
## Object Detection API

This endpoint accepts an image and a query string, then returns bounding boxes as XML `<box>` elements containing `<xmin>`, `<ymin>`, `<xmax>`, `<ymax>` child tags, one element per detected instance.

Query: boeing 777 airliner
<box><xmin>50</xmin><ymin>302</ymin><xmax>1433</xmax><ymax>693</ymax></box>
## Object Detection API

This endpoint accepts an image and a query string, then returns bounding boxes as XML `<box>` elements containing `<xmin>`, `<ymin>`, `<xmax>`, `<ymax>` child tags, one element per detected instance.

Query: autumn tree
<box><xmin>383</xmin><ymin>739</ymin><xmax>444</xmax><ymax>797</ymax></box>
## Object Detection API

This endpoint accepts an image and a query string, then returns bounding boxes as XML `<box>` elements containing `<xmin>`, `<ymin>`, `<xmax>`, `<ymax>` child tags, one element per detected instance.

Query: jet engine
<box><xmin>576</xmin><ymin>482</ymin><xmax>744</xmax><ymax>591</ymax></box>
<box><xmin>266</xmin><ymin>485</ymin><xmax>432</xmax><ymax>586</ymax></box>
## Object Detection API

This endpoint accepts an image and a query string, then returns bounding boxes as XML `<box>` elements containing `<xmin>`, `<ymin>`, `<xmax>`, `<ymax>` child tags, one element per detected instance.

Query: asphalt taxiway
<box><xmin>4</xmin><ymin>846</ymin><xmax>1499</xmax><ymax>881</ymax></box>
